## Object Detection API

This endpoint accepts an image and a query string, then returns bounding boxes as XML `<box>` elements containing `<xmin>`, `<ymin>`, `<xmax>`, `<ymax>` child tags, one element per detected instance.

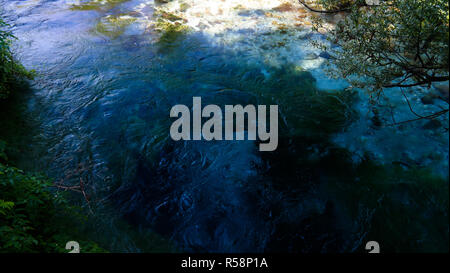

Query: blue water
<box><xmin>1</xmin><ymin>0</ymin><xmax>448</xmax><ymax>252</ymax></box>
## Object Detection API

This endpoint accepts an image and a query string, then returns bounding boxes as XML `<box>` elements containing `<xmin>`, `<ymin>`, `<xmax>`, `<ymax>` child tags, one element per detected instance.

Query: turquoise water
<box><xmin>0</xmin><ymin>0</ymin><xmax>448</xmax><ymax>252</ymax></box>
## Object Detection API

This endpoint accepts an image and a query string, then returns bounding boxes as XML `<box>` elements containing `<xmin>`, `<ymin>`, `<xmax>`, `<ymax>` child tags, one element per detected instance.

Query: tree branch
<box><xmin>386</xmin><ymin>109</ymin><xmax>449</xmax><ymax>126</ymax></box>
<box><xmin>297</xmin><ymin>0</ymin><xmax>352</xmax><ymax>13</ymax></box>
<box><xmin>384</xmin><ymin>76</ymin><xmax>449</xmax><ymax>88</ymax></box>
<box><xmin>297</xmin><ymin>0</ymin><xmax>383</xmax><ymax>14</ymax></box>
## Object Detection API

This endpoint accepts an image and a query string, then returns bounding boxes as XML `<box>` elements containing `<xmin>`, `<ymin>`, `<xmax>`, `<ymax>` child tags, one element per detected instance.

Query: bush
<box><xmin>0</xmin><ymin>18</ymin><xmax>34</xmax><ymax>99</ymax></box>
<box><xmin>311</xmin><ymin>0</ymin><xmax>449</xmax><ymax>91</ymax></box>
<box><xmin>0</xmin><ymin>141</ymin><xmax>105</xmax><ymax>252</ymax></box>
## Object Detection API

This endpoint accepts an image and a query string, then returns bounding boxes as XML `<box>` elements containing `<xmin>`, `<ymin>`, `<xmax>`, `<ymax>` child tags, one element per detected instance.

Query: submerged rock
<box><xmin>434</xmin><ymin>83</ymin><xmax>449</xmax><ymax>103</ymax></box>
<box><xmin>420</xmin><ymin>94</ymin><xmax>437</xmax><ymax>105</ymax></box>
<box><xmin>94</xmin><ymin>14</ymin><xmax>138</xmax><ymax>39</ymax></box>
<box><xmin>273</xmin><ymin>3</ymin><xmax>295</xmax><ymax>12</ymax></box>
<box><xmin>237</xmin><ymin>10</ymin><xmax>253</xmax><ymax>17</ymax></box>
<box><xmin>319</xmin><ymin>51</ymin><xmax>332</xmax><ymax>59</ymax></box>
<box><xmin>303</xmin><ymin>52</ymin><xmax>318</xmax><ymax>60</ymax></box>
<box><xmin>423</xmin><ymin>119</ymin><xmax>442</xmax><ymax>130</ymax></box>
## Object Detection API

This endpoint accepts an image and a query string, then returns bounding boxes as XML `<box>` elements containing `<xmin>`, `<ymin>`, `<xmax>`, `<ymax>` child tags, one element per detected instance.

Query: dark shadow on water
<box><xmin>103</xmin><ymin>31</ymin><xmax>448</xmax><ymax>253</ymax></box>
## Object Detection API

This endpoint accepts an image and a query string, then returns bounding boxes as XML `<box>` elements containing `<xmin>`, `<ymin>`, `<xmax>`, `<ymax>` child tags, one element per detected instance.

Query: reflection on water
<box><xmin>0</xmin><ymin>0</ymin><xmax>448</xmax><ymax>252</ymax></box>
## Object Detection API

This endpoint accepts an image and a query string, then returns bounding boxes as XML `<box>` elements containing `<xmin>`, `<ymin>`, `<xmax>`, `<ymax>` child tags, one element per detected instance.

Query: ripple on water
<box><xmin>1</xmin><ymin>0</ymin><xmax>448</xmax><ymax>252</ymax></box>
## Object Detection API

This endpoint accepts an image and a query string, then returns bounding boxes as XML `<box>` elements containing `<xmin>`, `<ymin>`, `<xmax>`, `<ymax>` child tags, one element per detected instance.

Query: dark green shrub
<box><xmin>0</xmin><ymin>19</ymin><xmax>34</xmax><ymax>99</ymax></box>
<box><xmin>0</xmin><ymin>141</ymin><xmax>106</xmax><ymax>252</ymax></box>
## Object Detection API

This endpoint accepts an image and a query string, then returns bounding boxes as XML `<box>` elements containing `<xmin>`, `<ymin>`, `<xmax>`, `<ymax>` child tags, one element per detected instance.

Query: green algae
<box><xmin>94</xmin><ymin>14</ymin><xmax>137</xmax><ymax>39</ymax></box>
<box><xmin>179</xmin><ymin>2</ymin><xmax>190</xmax><ymax>12</ymax></box>
<box><xmin>154</xmin><ymin>10</ymin><xmax>185</xmax><ymax>22</ymax></box>
<box><xmin>70</xmin><ymin>0</ymin><xmax>130</xmax><ymax>11</ymax></box>
<box><xmin>156</xmin><ymin>20</ymin><xmax>189</xmax><ymax>42</ymax></box>
<box><xmin>152</xmin><ymin>9</ymin><xmax>190</xmax><ymax>52</ymax></box>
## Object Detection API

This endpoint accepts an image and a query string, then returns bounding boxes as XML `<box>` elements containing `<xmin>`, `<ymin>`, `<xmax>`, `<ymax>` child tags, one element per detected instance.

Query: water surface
<box><xmin>1</xmin><ymin>0</ymin><xmax>448</xmax><ymax>252</ymax></box>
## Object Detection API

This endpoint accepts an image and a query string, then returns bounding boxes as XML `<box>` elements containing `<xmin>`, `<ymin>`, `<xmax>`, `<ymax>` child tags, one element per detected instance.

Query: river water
<box><xmin>0</xmin><ymin>0</ymin><xmax>448</xmax><ymax>252</ymax></box>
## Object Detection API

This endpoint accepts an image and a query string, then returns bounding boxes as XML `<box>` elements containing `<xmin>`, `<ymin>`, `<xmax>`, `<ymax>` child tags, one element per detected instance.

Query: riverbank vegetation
<box><xmin>0</xmin><ymin>17</ymin><xmax>105</xmax><ymax>253</ymax></box>
<box><xmin>0</xmin><ymin>19</ymin><xmax>34</xmax><ymax>99</ymax></box>
<box><xmin>0</xmin><ymin>142</ymin><xmax>106</xmax><ymax>252</ymax></box>
<box><xmin>302</xmin><ymin>0</ymin><xmax>449</xmax><ymax>122</ymax></box>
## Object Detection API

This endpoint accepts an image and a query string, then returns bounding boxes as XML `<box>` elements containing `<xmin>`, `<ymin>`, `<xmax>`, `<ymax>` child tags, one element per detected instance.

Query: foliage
<box><xmin>0</xmin><ymin>141</ymin><xmax>106</xmax><ymax>252</ymax></box>
<box><xmin>309</xmin><ymin>0</ymin><xmax>449</xmax><ymax>93</ymax></box>
<box><xmin>0</xmin><ymin>19</ymin><xmax>34</xmax><ymax>99</ymax></box>
<box><xmin>317</xmin><ymin>0</ymin><xmax>358</xmax><ymax>10</ymax></box>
